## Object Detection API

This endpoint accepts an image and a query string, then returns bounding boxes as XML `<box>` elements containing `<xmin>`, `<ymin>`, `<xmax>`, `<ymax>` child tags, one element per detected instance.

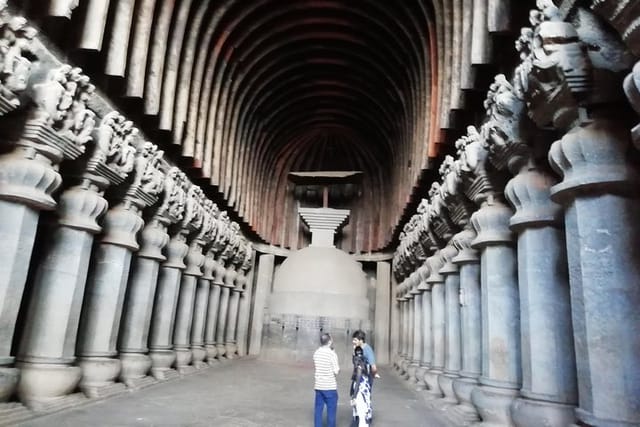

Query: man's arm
<box><xmin>332</xmin><ymin>351</ymin><xmax>340</xmax><ymax>375</ymax></box>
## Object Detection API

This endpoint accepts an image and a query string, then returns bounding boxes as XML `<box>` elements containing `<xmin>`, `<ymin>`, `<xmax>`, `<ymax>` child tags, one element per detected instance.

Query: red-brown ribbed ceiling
<box><xmin>15</xmin><ymin>0</ymin><xmax>445</xmax><ymax>253</ymax></box>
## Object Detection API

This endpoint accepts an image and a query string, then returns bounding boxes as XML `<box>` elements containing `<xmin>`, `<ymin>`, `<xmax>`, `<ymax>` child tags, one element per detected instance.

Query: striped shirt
<box><xmin>313</xmin><ymin>346</ymin><xmax>340</xmax><ymax>390</ymax></box>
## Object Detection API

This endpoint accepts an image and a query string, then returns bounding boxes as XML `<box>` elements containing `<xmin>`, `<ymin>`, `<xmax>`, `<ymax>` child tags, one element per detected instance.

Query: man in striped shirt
<box><xmin>313</xmin><ymin>333</ymin><xmax>340</xmax><ymax>427</ymax></box>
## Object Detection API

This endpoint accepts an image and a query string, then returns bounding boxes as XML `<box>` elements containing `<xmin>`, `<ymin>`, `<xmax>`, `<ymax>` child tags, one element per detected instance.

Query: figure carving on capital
<box><xmin>439</xmin><ymin>155</ymin><xmax>475</xmax><ymax>228</ymax></box>
<box><xmin>517</xmin><ymin>0</ymin><xmax>632</xmax><ymax>131</ymax></box>
<box><xmin>29</xmin><ymin>65</ymin><xmax>96</xmax><ymax>151</ymax></box>
<box><xmin>181</xmin><ymin>185</ymin><xmax>205</xmax><ymax>233</ymax></box>
<box><xmin>0</xmin><ymin>11</ymin><xmax>37</xmax><ymax>113</ymax></box>
<box><xmin>196</xmin><ymin>199</ymin><xmax>219</xmax><ymax>246</ymax></box>
<box><xmin>455</xmin><ymin>126</ymin><xmax>499</xmax><ymax>206</ymax></box>
<box><xmin>153</xmin><ymin>167</ymin><xmax>187</xmax><ymax>224</ymax></box>
<box><xmin>240</xmin><ymin>242</ymin><xmax>253</xmax><ymax>273</ymax></box>
<box><xmin>87</xmin><ymin>111</ymin><xmax>137</xmax><ymax>184</ymax></box>
<box><xmin>483</xmin><ymin>74</ymin><xmax>532</xmax><ymax>173</ymax></box>
<box><xmin>427</xmin><ymin>181</ymin><xmax>456</xmax><ymax>243</ymax></box>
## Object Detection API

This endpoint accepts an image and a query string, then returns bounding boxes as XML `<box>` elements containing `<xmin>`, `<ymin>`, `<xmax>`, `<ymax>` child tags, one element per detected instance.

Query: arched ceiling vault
<box><xmin>15</xmin><ymin>0</ymin><xmax>521</xmax><ymax>253</ymax></box>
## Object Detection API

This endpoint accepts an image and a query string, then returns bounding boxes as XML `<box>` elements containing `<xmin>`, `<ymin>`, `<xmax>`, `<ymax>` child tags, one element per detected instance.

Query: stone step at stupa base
<box><xmin>445</xmin><ymin>404</ymin><xmax>479</xmax><ymax>425</ymax></box>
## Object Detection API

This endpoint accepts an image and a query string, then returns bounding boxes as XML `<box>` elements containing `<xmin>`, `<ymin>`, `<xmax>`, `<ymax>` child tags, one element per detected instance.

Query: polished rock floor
<box><xmin>19</xmin><ymin>358</ymin><xmax>451</xmax><ymax>427</ymax></box>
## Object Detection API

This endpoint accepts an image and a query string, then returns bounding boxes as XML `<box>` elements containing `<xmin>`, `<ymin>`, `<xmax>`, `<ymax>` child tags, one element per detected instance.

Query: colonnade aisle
<box><xmin>20</xmin><ymin>358</ymin><xmax>450</xmax><ymax>427</ymax></box>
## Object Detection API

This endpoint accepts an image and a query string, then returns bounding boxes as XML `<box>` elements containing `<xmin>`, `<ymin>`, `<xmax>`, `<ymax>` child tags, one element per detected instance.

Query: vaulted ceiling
<box><xmin>13</xmin><ymin>0</ymin><xmax>526</xmax><ymax>253</ymax></box>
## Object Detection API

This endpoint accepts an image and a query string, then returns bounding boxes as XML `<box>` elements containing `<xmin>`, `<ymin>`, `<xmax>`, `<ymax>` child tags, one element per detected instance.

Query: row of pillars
<box><xmin>393</xmin><ymin>123</ymin><xmax>640</xmax><ymax>427</ymax></box>
<box><xmin>0</xmin><ymin>177</ymin><xmax>259</xmax><ymax>409</ymax></box>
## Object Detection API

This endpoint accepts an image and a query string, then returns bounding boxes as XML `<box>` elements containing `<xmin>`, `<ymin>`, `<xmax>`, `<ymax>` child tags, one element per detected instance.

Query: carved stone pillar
<box><xmin>418</xmin><ymin>266</ymin><xmax>433</xmax><ymax>392</ymax></box>
<box><xmin>223</xmin><ymin>262</ymin><xmax>241</xmax><ymax>359</ymax></box>
<box><xmin>76</xmin><ymin>202</ymin><xmax>144</xmax><ymax>398</ymax></box>
<box><xmin>118</xmin><ymin>218</ymin><xmax>167</xmax><ymax>389</ymax></box>
<box><xmin>0</xmin><ymin>20</ymin><xmax>40</xmax><ymax>377</ymax></box>
<box><xmin>173</xmin><ymin>240</ymin><xmax>204</xmax><ymax>374</ymax></box>
<box><xmin>469</xmin><ymin>201</ymin><xmax>521</xmax><ymax>427</ymax></box>
<box><xmin>411</xmin><ymin>268</ymin><xmax>426</xmax><ymax>389</ymax></box>
<box><xmin>15</xmin><ymin>184</ymin><xmax>104</xmax><ymax>409</ymax></box>
<box><xmin>118</xmin><ymin>168</ymin><xmax>186</xmax><ymax>389</ymax></box>
<box><xmin>215</xmin><ymin>256</ymin><xmax>232</xmax><ymax>359</ymax></box>
<box><xmin>225</xmin><ymin>284</ymin><xmax>241</xmax><ymax>359</ymax></box>
<box><xmin>235</xmin><ymin>247</ymin><xmax>255</xmax><ymax>357</ymax></box>
<box><xmin>413</xmin><ymin>264</ymin><xmax>429</xmax><ymax>390</ymax></box>
<box><xmin>424</xmin><ymin>252</ymin><xmax>445</xmax><ymax>400</ymax></box>
<box><xmin>405</xmin><ymin>281</ymin><xmax>416</xmax><ymax>382</ymax></box>
<box><xmin>548</xmin><ymin>119</ymin><xmax>640</xmax><ymax>426</ymax></box>
<box><xmin>190</xmin><ymin>253</ymin><xmax>214</xmax><ymax>369</ymax></box>
<box><xmin>76</xmin><ymin>141</ymin><xmax>164</xmax><ymax>397</ymax></box>
<box><xmin>505</xmin><ymin>167</ymin><xmax>578</xmax><ymax>426</ymax></box>
<box><xmin>438</xmin><ymin>243</ymin><xmax>462</xmax><ymax>405</ymax></box>
<box><xmin>2</xmin><ymin>64</ymin><xmax>95</xmax><ymax>406</ymax></box>
<box><xmin>451</xmin><ymin>228</ymin><xmax>482</xmax><ymax>423</ymax></box>
<box><xmin>395</xmin><ymin>289</ymin><xmax>407</xmax><ymax>374</ymax></box>
<box><xmin>204</xmin><ymin>276</ymin><xmax>222</xmax><ymax>365</ymax></box>
<box><xmin>172</xmin><ymin>190</ymin><xmax>207</xmax><ymax>374</ymax></box>
<box><xmin>148</xmin><ymin>230</ymin><xmax>188</xmax><ymax>380</ymax></box>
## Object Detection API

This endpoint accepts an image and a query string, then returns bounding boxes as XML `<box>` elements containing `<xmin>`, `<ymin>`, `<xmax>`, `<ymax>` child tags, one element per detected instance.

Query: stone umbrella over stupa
<box><xmin>289</xmin><ymin>170</ymin><xmax>362</xmax><ymax>247</ymax></box>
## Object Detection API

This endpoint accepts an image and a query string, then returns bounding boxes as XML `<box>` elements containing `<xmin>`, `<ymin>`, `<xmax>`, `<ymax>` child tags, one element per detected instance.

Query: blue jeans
<box><xmin>314</xmin><ymin>389</ymin><xmax>338</xmax><ymax>427</ymax></box>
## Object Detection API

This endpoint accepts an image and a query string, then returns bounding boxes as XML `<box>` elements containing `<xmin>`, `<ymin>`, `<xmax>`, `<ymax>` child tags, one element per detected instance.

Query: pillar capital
<box><xmin>451</xmin><ymin>227</ymin><xmax>479</xmax><ymax>264</ymax></box>
<box><xmin>470</xmin><ymin>201</ymin><xmax>514</xmax><ymax>248</ymax></box>
<box><xmin>548</xmin><ymin>118</ymin><xmax>640</xmax><ymax>202</ymax></box>
<box><xmin>505</xmin><ymin>168</ymin><xmax>563</xmax><ymax>230</ymax></box>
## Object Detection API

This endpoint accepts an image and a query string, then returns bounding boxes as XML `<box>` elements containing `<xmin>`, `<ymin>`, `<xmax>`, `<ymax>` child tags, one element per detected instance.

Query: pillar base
<box><xmin>119</xmin><ymin>353</ymin><xmax>152</xmax><ymax>386</ymax></box>
<box><xmin>511</xmin><ymin>396</ymin><xmax>576</xmax><ymax>427</ymax></box>
<box><xmin>452</xmin><ymin>376</ymin><xmax>480</xmax><ymax>423</ymax></box>
<box><xmin>225</xmin><ymin>342</ymin><xmax>237</xmax><ymax>359</ymax></box>
<box><xmin>424</xmin><ymin>369</ymin><xmax>444</xmax><ymax>400</ymax></box>
<box><xmin>438</xmin><ymin>373</ymin><xmax>459</xmax><ymax>404</ymax></box>
<box><xmin>77</xmin><ymin>357</ymin><xmax>120</xmax><ymax>387</ymax></box>
<box><xmin>16</xmin><ymin>362</ymin><xmax>82</xmax><ymax>407</ymax></box>
<box><xmin>575</xmin><ymin>407</ymin><xmax>640</xmax><ymax>427</ymax></box>
<box><xmin>471</xmin><ymin>383</ymin><xmax>519</xmax><ymax>426</ymax></box>
<box><xmin>205</xmin><ymin>345</ymin><xmax>219</xmax><ymax>365</ymax></box>
<box><xmin>191</xmin><ymin>347</ymin><xmax>207</xmax><ymax>368</ymax></box>
<box><xmin>149</xmin><ymin>349</ymin><xmax>179</xmax><ymax>380</ymax></box>
<box><xmin>407</xmin><ymin>363</ymin><xmax>419</xmax><ymax>383</ymax></box>
<box><xmin>0</xmin><ymin>366</ymin><xmax>19</xmax><ymax>402</ymax></box>
<box><xmin>175</xmin><ymin>348</ymin><xmax>193</xmax><ymax>373</ymax></box>
<box><xmin>415</xmin><ymin>366</ymin><xmax>428</xmax><ymax>390</ymax></box>
<box><xmin>216</xmin><ymin>344</ymin><xmax>226</xmax><ymax>359</ymax></box>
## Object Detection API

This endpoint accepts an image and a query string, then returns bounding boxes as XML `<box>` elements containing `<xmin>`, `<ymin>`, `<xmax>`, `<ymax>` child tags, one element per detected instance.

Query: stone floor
<box><xmin>17</xmin><ymin>358</ymin><xmax>452</xmax><ymax>427</ymax></box>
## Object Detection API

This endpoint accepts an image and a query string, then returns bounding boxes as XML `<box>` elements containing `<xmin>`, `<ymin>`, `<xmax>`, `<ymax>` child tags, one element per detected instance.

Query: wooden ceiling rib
<box><xmin>15</xmin><ymin>0</ymin><xmax>510</xmax><ymax>253</ymax></box>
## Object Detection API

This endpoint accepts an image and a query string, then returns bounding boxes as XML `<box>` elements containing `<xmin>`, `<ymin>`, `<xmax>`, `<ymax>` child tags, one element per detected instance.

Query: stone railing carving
<box><xmin>0</xmin><ymin>7</ymin><xmax>37</xmax><ymax>114</ymax></box>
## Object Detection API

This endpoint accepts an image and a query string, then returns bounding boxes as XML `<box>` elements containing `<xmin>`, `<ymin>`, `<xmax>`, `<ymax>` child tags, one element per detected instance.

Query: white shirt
<box><xmin>313</xmin><ymin>346</ymin><xmax>339</xmax><ymax>390</ymax></box>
